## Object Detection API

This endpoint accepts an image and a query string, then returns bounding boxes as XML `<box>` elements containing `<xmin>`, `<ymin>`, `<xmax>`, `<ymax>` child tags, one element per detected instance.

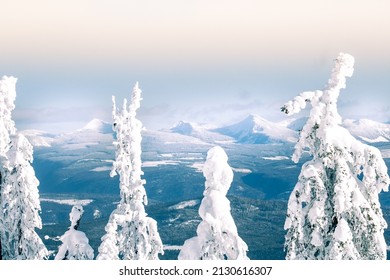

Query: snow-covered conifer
<box><xmin>96</xmin><ymin>82</ymin><xmax>163</xmax><ymax>260</ymax></box>
<box><xmin>178</xmin><ymin>146</ymin><xmax>249</xmax><ymax>260</ymax></box>
<box><xmin>0</xmin><ymin>76</ymin><xmax>48</xmax><ymax>260</ymax></box>
<box><xmin>282</xmin><ymin>53</ymin><xmax>389</xmax><ymax>260</ymax></box>
<box><xmin>0</xmin><ymin>76</ymin><xmax>16</xmax><ymax>260</ymax></box>
<box><xmin>55</xmin><ymin>205</ymin><xmax>94</xmax><ymax>260</ymax></box>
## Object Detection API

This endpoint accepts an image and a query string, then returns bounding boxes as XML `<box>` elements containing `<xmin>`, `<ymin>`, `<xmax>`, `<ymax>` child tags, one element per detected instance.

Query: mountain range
<box><xmin>17</xmin><ymin>114</ymin><xmax>390</xmax><ymax>260</ymax></box>
<box><xmin>21</xmin><ymin>114</ymin><xmax>390</xmax><ymax>149</ymax></box>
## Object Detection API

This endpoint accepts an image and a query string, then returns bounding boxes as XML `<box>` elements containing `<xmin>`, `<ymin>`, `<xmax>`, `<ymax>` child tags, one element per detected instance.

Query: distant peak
<box><xmin>171</xmin><ymin>120</ymin><xmax>198</xmax><ymax>135</ymax></box>
<box><xmin>245</xmin><ymin>114</ymin><xmax>267</xmax><ymax>122</ymax></box>
<box><xmin>82</xmin><ymin>118</ymin><xmax>112</xmax><ymax>133</ymax></box>
<box><xmin>215</xmin><ymin>114</ymin><xmax>298</xmax><ymax>144</ymax></box>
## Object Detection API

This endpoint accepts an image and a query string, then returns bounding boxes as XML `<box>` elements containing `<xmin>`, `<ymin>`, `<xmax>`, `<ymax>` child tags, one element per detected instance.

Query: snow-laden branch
<box><xmin>0</xmin><ymin>76</ymin><xmax>17</xmax><ymax>155</ymax></box>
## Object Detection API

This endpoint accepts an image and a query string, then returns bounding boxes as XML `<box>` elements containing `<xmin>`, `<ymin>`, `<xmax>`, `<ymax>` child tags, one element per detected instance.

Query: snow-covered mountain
<box><xmin>23</xmin><ymin>116</ymin><xmax>390</xmax><ymax>150</ymax></box>
<box><xmin>343</xmin><ymin>119</ymin><xmax>390</xmax><ymax>143</ymax></box>
<box><xmin>281</xmin><ymin>117</ymin><xmax>390</xmax><ymax>144</ymax></box>
<box><xmin>52</xmin><ymin>119</ymin><xmax>114</xmax><ymax>150</ymax></box>
<box><xmin>21</xmin><ymin>119</ymin><xmax>113</xmax><ymax>149</ymax></box>
<box><xmin>81</xmin><ymin>118</ymin><xmax>113</xmax><ymax>134</ymax></box>
<box><xmin>284</xmin><ymin>117</ymin><xmax>308</xmax><ymax>131</ymax></box>
<box><xmin>215</xmin><ymin>114</ymin><xmax>298</xmax><ymax>144</ymax></box>
<box><xmin>169</xmin><ymin>121</ymin><xmax>234</xmax><ymax>144</ymax></box>
<box><xmin>20</xmin><ymin>130</ymin><xmax>56</xmax><ymax>147</ymax></box>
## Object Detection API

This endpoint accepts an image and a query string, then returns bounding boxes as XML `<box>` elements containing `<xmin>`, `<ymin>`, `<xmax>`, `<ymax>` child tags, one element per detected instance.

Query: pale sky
<box><xmin>1</xmin><ymin>0</ymin><xmax>389</xmax><ymax>132</ymax></box>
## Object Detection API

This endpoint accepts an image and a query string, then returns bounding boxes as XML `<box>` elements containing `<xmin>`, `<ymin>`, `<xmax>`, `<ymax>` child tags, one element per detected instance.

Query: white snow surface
<box><xmin>142</xmin><ymin>160</ymin><xmax>180</xmax><ymax>167</ymax></box>
<box><xmin>163</xmin><ymin>245</ymin><xmax>182</xmax><ymax>251</ymax></box>
<box><xmin>168</xmin><ymin>200</ymin><xmax>200</xmax><ymax>210</ymax></box>
<box><xmin>231</xmin><ymin>167</ymin><xmax>252</xmax><ymax>173</ymax></box>
<box><xmin>90</xmin><ymin>166</ymin><xmax>112</xmax><ymax>172</ymax></box>
<box><xmin>333</xmin><ymin>219</ymin><xmax>352</xmax><ymax>242</ymax></box>
<box><xmin>359</xmin><ymin>136</ymin><xmax>388</xmax><ymax>143</ymax></box>
<box><xmin>262</xmin><ymin>156</ymin><xmax>290</xmax><ymax>161</ymax></box>
<box><xmin>189</xmin><ymin>162</ymin><xmax>204</xmax><ymax>173</ymax></box>
<box><xmin>40</xmin><ymin>198</ymin><xmax>93</xmax><ymax>206</ymax></box>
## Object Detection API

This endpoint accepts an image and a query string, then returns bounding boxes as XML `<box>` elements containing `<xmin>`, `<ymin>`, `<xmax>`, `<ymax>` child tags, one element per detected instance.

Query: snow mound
<box><xmin>215</xmin><ymin>114</ymin><xmax>298</xmax><ymax>144</ymax></box>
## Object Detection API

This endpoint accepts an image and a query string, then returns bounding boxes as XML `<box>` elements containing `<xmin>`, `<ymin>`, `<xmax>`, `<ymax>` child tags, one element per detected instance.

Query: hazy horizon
<box><xmin>1</xmin><ymin>0</ymin><xmax>389</xmax><ymax>133</ymax></box>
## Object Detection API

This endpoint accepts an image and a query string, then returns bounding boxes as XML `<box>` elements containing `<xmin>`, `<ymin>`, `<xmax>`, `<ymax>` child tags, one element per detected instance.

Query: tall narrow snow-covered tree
<box><xmin>55</xmin><ymin>205</ymin><xmax>94</xmax><ymax>260</ymax></box>
<box><xmin>178</xmin><ymin>146</ymin><xmax>249</xmax><ymax>260</ymax></box>
<box><xmin>282</xmin><ymin>53</ymin><xmax>389</xmax><ymax>260</ymax></box>
<box><xmin>0</xmin><ymin>76</ymin><xmax>48</xmax><ymax>260</ymax></box>
<box><xmin>0</xmin><ymin>76</ymin><xmax>16</xmax><ymax>260</ymax></box>
<box><xmin>96</xmin><ymin>82</ymin><xmax>163</xmax><ymax>260</ymax></box>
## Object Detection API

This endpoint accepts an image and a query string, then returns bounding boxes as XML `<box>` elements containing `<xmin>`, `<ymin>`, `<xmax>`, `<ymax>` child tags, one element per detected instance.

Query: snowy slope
<box><xmin>54</xmin><ymin>119</ymin><xmax>114</xmax><ymax>149</ymax></box>
<box><xmin>20</xmin><ymin>130</ymin><xmax>56</xmax><ymax>147</ymax></box>
<box><xmin>284</xmin><ymin>117</ymin><xmax>308</xmax><ymax>131</ymax></box>
<box><xmin>282</xmin><ymin>117</ymin><xmax>390</xmax><ymax>144</ymax></box>
<box><xmin>215</xmin><ymin>114</ymin><xmax>298</xmax><ymax>144</ymax></box>
<box><xmin>170</xmin><ymin>121</ymin><xmax>234</xmax><ymax>144</ymax></box>
<box><xmin>81</xmin><ymin>118</ymin><xmax>113</xmax><ymax>134</ymax></box>
<box><xmin>342</xmin><ymin>119</ymin><xmax>390</xmax><ymax>143</ymax></box>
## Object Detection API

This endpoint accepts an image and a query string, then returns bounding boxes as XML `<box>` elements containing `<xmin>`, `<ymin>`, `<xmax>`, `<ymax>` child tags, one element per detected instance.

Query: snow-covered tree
<box><xmin>178</xmin><ymin>146</ymin><xmax>249</xmax><ymax>260</ymax></box>
<box><xmin>282</xmin><ymin>53</ymin><xmax>389</xmax><ymax>260</ymax></box>
<box><xmin>55</xmin><ymin>205</ymin><xmax>94</xmax><ymax>260</ymax></box>
<box><xmin>96</xmin><ymin>82</ymin><xmax>163</xmax><ymax>260</ymax></box>
<box><xmin>0</xmin><ymin>76</ymin><xmax>16</xmax><ymax>260</ymax></box>
<box><xmin>0</xmin><ymin>76</ymin><xmax>48</xmax><ymax>260</ymax></box>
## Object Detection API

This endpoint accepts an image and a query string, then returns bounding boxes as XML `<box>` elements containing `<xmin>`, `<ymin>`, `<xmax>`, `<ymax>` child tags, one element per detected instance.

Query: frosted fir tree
<box><xmin>178</xmin><ymin>146</ymin><xmax>249</xmax><ymax>260</ymax></box>
<box><xmin>0</xmin><ymin>76</ymin><xmax>16</xmax><ymax>260</ymax></box>
<box><xmin>96</xmin><ymin>82</ymin><xmax>163</xmax><ymax>260</ymax></box>
<box><xmin>55</xmin><ymin>205</ymin><xmax>94</xmax><ymax>260</ymax></box>
<box><xmin>282</xmin><ymin>53</ymin><xmax>389</xmax><ymax>260</ymax></box>
<box><xmin>0</xmin><ymin>76</ymin><xmax>48</xmax><ymax>260</ymax></box>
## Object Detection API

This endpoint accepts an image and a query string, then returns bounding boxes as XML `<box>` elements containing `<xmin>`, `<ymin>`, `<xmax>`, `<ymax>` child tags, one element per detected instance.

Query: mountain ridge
<box><xmin>21</xmin><ymin>115</ymin><xmax>390</xmax><ymax>148</ymax></box>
